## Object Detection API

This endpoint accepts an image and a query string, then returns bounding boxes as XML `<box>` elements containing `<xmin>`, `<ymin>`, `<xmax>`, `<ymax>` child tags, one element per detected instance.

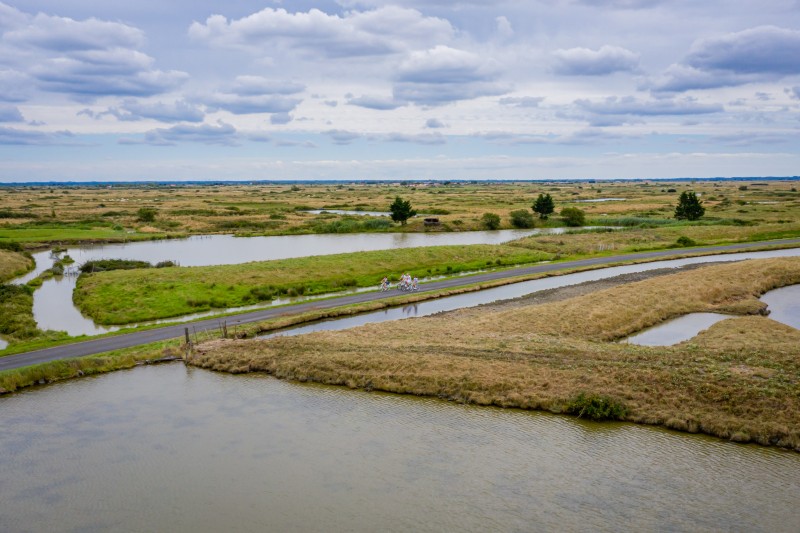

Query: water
<box><xmin>760</xmin><ymin>284</ymin><xmax>800</xmax><ymax>329</ymax></box>
<box><xmin>12</xmin><ymin>229</ymin><xmax>561</xmax><ymax>336</ymax></box>
<box><xmin>573</xmin><ymin>198</ymin><xmax>626</xmax><ymax>202</ymax></box>
<box><xmin>305</xmin><ymin>209</ymin><xmax>391</xmax><ymax>216</ymax></box>
<box><xmin>623</xmin><ymin>284</ymin><xmax>800</xmax><ymax>346</ymax></box>
<box><xmin>262</xmin><ymin>248</ymin><xmax>800</xmax><ymax>339</ymax></box>
<box><xmin>1</xmin><ymin>364</ymin><xmax>798</xmax><ymax>532</ymax></box>
<box><xmin>624</xmin><ymin>313</ymin><xmax>732</xmax><ymax>346</ymax></box>
<box><xmin>0</xmin><ymin>337</ymin><xmax>7</xmax><ymax>350</ymax></box>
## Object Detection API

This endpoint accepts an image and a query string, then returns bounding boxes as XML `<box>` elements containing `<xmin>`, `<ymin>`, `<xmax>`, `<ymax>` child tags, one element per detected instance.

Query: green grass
<box><xmin>74</xmin><ymin>244</ymin><xmax>553</xmax><ymax>324</ymax></box>
<box><xmin>0</xmin><ymin>226</ymin><xmax>163</xmax><ymax>244</ymax></box>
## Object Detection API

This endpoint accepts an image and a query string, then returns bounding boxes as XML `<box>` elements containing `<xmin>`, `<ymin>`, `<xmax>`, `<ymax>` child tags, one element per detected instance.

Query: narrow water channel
<box><xmin>1</xmin><ymin>364</ymin><xmax>797</xmax><ymax>532</ymax></box>
<box><xmin>261</xmin><ymin>247</ymin><xmax>800</xmax><ymax>339</ymax></box>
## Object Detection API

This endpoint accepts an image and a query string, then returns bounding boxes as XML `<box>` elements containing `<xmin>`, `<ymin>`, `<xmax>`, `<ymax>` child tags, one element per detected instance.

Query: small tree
<box><xmin>560</xmin><ymin>207</ymin><xmax>586</xmax><ymax>227</ymax></box>
<box><xmin>481</xmin><ymin>212</ymin><xmax>501</xmax><ymax>230</ymax></box>
<box><xmin>509</xmin><ymin>209</ymin><xmax>535</xmax><ymax>228</ymax></box>
<box><xmin>137</xmin><ymin>207</ymin><xmax>157</xmax><ymax>222</ymax></box>
<box><xmin>674</xmin><ymin>191</ymin><xmax>705</xmax><ymax>221</ymax></box>
<box><xmin>532</xmin><ymin>193</ymin><xmax>555</xmax><ymax>219</ymax></box>
<box><xmin>389</xmin><ymin>196</ymin><xmax>417</xmax><ymax>225</ymax></box>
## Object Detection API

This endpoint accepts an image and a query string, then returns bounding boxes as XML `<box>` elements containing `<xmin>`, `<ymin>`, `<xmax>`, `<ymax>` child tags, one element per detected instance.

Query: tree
<box><xmin>532</xmin><ymin>193</ymin><xmax>555</xmax><ymax>219</ymax></box>
<box><xmin>674</xmin><ymin>191</ymin><xmax>705</xmax><ymax>221</ymax></box>
<box><xmin>481</xmin><ymin>212</ymin><xmax>501</xmax><ymax>230</ymax></box>
<box><xmin>509</xmin><ymin>209</ymin><xmax>535</xmax><ymax>228</ymax></box>
<box><xmin>389</xmin><ymin>196</ymin><xmax>417</xmax><ymax>225</ymax></box>
<box><xmin>560</xmin><ymin>207</ymin><xmax>586</xmax><ymax>227</ymax></box>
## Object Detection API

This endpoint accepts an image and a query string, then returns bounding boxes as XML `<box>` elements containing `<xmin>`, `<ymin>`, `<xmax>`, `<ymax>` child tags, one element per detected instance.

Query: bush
<box><xmin>560</xmin><ymin>207</ymin><xmax>586</xmax><ymax>227</ymax></box>
<box><xmin>509</xmin><ymin>209</ymin><xmax>535</xmax><ymax>228</ymax></box>
<box><xmin>676</xmin><ymin>236</ymin><xmax>696</xmax><ymax>247</ymax></box>
<box><xmin>565</xmin><ymin>393</ymin><xmax>627</xmax><ymax>421</ymax></box>
<box><xmin>136</xmin><ymin>207</ymin><xmax>157</xmax><ymax>222</ymax></box>
<box><xmin>80</xmin><ymin>259</ymin><xmax>152</xmax><ymax>273</ymax></box>
<box><xmin>481</xmin><ymin>212</ymin><xmax>501</xmax><ymax>230</ymax></box>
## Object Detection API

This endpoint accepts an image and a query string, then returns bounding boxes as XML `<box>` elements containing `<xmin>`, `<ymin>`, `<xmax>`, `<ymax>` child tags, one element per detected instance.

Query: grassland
<box><xmin>1</xmin><ymin>179</ymin><xmax>798</xmax><ymax>246</ymax></box>
<box><xmin>188</xmin><ymin>258</ymin><xmax>800</xmax><ymax>450</ymax></box>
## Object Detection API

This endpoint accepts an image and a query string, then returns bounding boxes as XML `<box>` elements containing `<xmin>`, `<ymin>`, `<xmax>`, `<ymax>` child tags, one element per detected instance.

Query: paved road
<box><xmin>2</xmin><ymin>238</ymin><xmax>799</xmax><ymax>371</ymax></box>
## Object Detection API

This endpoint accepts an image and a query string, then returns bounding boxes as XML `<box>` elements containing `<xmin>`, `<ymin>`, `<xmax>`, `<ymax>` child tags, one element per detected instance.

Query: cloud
<box><xmin>377</xmin><ymin>132</ymin><xmax>446</xmax><ymax>144</ymax></box>
<box><xmin>552</xmin><ymin>45</ymin><xmax>639</xmax><ymax>75</ymax></box>
<box><xmin>425</xmin><ymin>118</ymin><xmax>445</xmax><ymax>128</ymax></box>
<box><xmin>651</xmin><ymin>26</ymin><xmax>800</xmax><ymax>92</ymax></box>
<box><xmin>347</xmin><ymin>94</ymin><xmax>405</xmax><ymax>110</ymax></box>
<box><xmin>124</xmin><ymin>121</ymin><xmax>239</xmax><ymax>146</ymax></box>
<box><xmin>392</xmin><ymin>45</ymin><xmax>508</xmax><ymax>106</ymax></box>
<box><xmin>499</xmin><ymin>96</ymin><xmax>545</xmax><ymax>108</ymax></box>
<box><xmin>787</xmin><ymin>86</ymin><xmax>800</xmax><ymax>100</ymax></box>
<box><xmin>83</xmin><ymin>99</ymin><xmax>205</xmax><ymax>123</ymax></box>
<box><xmin>325</xmin><ymin>129</ymin><xmax>361</xmax><ymax>144</ymax></box>
<box><xmin>2</xmin><ymin>4</ymin><xmax>187</xmax><ymax>100</ymax></box>
<box><xmin>495</xmin><ymin>16</ymin><xmax>514</xmax><ymax>40</ymax></box>
<box><xmin>0</xmin><ymin>126</ymin><xmax>74</xmax><ymax>145</ymax></box>
<box><xmin>0</xmin><ymin>104</ymin><xmax>24</xmax><ymax>122</ymax></box>
<box><xmin>572</xmin><ymin>0</ymin><xmax>663</xmax><ymax>8</ymax></box>
<box><xmin>270</xmin><ymin>112</ymin><xmax>293</xmax><ymax>124</ymax></box>
<box><xmin>204</xmin><ymin>75</ymin><xmax>304</xmax><ymax>116</ymax></box>
<box><xmin>575</xmin><ymin>96</ymin><xmax>723</xmax><ymax>116</ymax></box>
<box><xmin>189</xmin><ymin>6</ymin><xmax>454</xmax><ymax>58</ymax></box>
<box><xmin>0</xmin><ymin>70</ymin><xmax>30</xmax><ymax>102</ymax></box>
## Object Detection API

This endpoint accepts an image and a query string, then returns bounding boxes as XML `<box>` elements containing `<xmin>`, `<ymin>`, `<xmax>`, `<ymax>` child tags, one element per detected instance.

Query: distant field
<box><xmin>1</xmin><ymin>180</ymin><xmax>798</xmax><ymax>245</ymax></box>
<box><xmin>0</xmin><ymin>249</ymin><xmax>32</xmax><ymax>282</ymax></box>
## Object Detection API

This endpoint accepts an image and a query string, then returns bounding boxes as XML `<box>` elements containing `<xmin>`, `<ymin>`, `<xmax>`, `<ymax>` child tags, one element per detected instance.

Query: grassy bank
<box><xmin>188</xmin><ymin>258</ymin><xmax>800</xmax><ymax>450</ymax></box>
<box><xmin>0</xmin><ymin>249</ymin><xmax>33</xmax><ymax>281</ymax></box>
<box><xmin>0</xmin><ymin>340</ymin><xmax>182</xmax><ymax>394</ymax></box>
<box><xmin>74</xmin><ymin>244</ymin><xmax>552</xmax><ymax>324</ymax></box>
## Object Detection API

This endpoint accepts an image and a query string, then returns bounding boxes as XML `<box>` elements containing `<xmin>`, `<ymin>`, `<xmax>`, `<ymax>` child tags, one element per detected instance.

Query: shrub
<box><xmin>565</xmin><ymin>393</ymin><xmax>627</xmax><ymax>421</ymax></box>
<box><xmin>481</xmin><ymin>212</ymin><xmax>501</xmax><ymax>230</ymax></box>
<box><xmin>136</xmin><ymin>207</ymin><xmax>157</xmax><ymax>222</ymax></box>
<box><xmin>80</xmin><ymin>259</ymin><xmax>152</xmax><ymax>273</ymax></box>
<box><xmin>155</xmin><ymin>261</ymin><xmax>176</xmax><ymax>268</ymax></box>
<box><xmin>676</xmin><ymin>236</ymin><xmax>696</xmax><ymax>247</ymax></box>
<box><xmin>509</xmin><ymin>209</ymin><xmax>535</xmax><ymax>228</ymax></box>
<box><xmin>560</xmin><ymin>207</ymin><xmax>586</xmax><ymax>227</ymax></box>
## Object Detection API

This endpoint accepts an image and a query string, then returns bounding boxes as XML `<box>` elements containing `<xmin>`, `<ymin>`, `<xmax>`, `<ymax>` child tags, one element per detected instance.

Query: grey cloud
<box><xmin>552</xmin><ymin>45</ymin><xmax>639</xmax><ymax>76</ymax></box>
<box><xmin>0</xmin><ymin>70</ymin><xmax>30</xmax><ymax>102</ymax></box>
<box><xmin>325</xmin><ymin>129</ymin><xmax>361</xmax><ymax>144</ymax></box>
<box><xmin>686</xmin><ymin>26</ymin><xmax>800</xmax><ymax>75</ymax></box>
<box><xmin>0</xmin><ymin>126</ymin><xmax>74</xmax><ymax>145</ymax></box>
<box><xmin>573</xmin><ymin>0</ymin><xmax>663</xmax><ymax>8</ymax></box>
<box><xmin>651</xmin><ymin>26</ymin><xmax>800</xmax><ymax>92</ymax></box>
<box><xmin>377</xmin><ymin>132</ymin><xmax>445</xmax><ymax>145</ymax></box>
<box><xmin>189</xmin><ymin>6</ymin><xmax>454</xmax><ymax>59</ymax></box>
<box><xmin>787</xmin><ymin>86</ymin><xmax>800</xmax><ymax>100</ymax></box>
<box><xmin>205</xmin><ymin>76</ymin><xmax>304</xmax><ymax>116</ymax></box>
<box><xmin>499</xmin><ymin>96</ymin><xmax>545</xmax><ymax>108</ymax></box>
<box><xmin>323</xmin><ymin>100</ymin><xmax>338</xmax><ymax>107</ymax></box>
<box><xmin>87</xmin><ymin>99</ymin><xmax>205</xmax><ymax>123</ymax></box>
<box><xmin>4</xmin><ymin>6</ymin><xmax>188</xmax><ymax>100</ymax></box>
<box><xmin>575</xmin><ymin>96</ymin><xmax>723</xmax><ymax>116</ymax></box>
<box><xmin>270</xmin><ymin>112</ymin><xmax>293</xmax><ymax>124</ymax></box>
<box><xmin>0</xmin><ymin>104</ymin><xmax>24</xmax><ymax>122</ymax></box>
<box><xmin>347</xmin><ymin>95</ymin><xmax>405</xmax><ymax>110</ymax></box>
<box><xmin>128</xmin><ymin>122</ymin><xmax>239</xmax><ymax>146</ymax></box>
<box><xmin>5</xmin><ymin>12</ymin><xmax>143</xmax><ymax>52</ymax></box>
<box><xmin>425</xmin><ymin>118</ymin><xmax>445</xmax><ymax>128</ymax></box>
<box><xmin>392</xmin><ymin>46</ymin><xmax>508</xmax><ymax>106</ymax></box>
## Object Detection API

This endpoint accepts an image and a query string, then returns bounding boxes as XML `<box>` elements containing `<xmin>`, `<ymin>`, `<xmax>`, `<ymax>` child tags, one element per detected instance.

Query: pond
<box><xmin>1</xmin><ymin>364</ymin><xmax>798</xmax><ymax>532</ymax></box>
<box><xmin>573</xmin><ymin>198</ymin><xmax>627</xmax><ymax>202</ymax></box>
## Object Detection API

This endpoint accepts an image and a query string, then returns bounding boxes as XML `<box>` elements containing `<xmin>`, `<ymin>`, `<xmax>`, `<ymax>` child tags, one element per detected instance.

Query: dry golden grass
<box><xmin>189</xmin><ymin>257</ymin><xmax>800</xmax><ymax>450</ymax></box>
<box><xmin>0</xmin><ymin>249</ymin><xmax>33</xmax><ymax>282</ymax></box>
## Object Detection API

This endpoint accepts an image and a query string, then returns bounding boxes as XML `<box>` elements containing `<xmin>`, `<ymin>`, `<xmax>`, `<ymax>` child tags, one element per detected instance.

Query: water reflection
<box><xmin>0</xmin><ymin>364</ymin><xmax>798</xmax><ymax>532</ymax></box>
<box><xmin>624</xmin><ymin>313</ymin><xmax>732</xmax><ymax>346</ymax></box>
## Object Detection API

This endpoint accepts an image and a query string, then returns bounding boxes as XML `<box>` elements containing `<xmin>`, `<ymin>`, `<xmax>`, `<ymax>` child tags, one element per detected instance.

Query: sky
<box><xmin>1</xmin><ymin>0</ymin><xmax>800</xmax><ymax>182</ymax></box>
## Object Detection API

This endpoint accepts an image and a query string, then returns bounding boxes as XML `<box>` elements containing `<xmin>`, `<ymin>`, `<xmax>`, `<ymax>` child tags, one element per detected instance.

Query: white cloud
<box><xmin>189</xmin><ymin>6</ymin><xmax>454</xmax><ymax>58</ymax></box>
<box><xmin>125</xmin><ymin>121</ymin><xmax>239</xmax><ymax>146</ymax></box>
<box><xmin>499</xmin><ymin>96</ymin><xmax>544</xmax><ymax>108</ymax></box>
<box><xmin>204</xmin><ymin>75</ymin><xmax>304</xmax><ymax>116</ymax></box>
<box><xmin>552</xmin><ymin>45</ymin><xmax>640</xmax><ymax>76</ymax></box>
<box><xmin>83</xmin><ymin>99</ymin><xmax>205</xmax><ymax>123</ymax></box>
<box><xmin>0</xmin><ymin>104</ymin><xmax>23</xmax><ymax>122</ymax></box>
